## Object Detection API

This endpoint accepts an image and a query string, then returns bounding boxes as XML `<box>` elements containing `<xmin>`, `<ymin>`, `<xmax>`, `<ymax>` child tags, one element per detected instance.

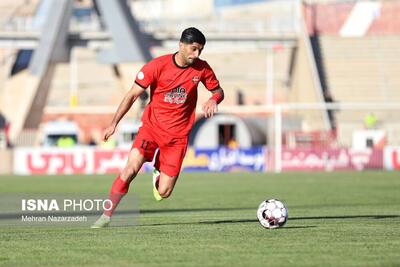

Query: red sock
<box><xmin>104</xmin><ymin>175</ymin><xmax>130</xmax><ymax>217</ymax></box>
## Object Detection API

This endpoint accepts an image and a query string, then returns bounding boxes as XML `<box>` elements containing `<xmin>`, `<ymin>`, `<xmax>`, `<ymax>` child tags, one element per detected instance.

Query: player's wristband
<box><xmin>210</xmin><ymin>93</ymin><xmax>223</xmax><ymax>104</ymax></box>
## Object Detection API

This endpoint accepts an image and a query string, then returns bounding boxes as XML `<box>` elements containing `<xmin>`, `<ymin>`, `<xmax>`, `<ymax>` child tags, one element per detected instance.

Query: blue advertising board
<box><xmin>181</xmin><ymin>147</ymin><xmax>265</xmax><ymax>172</ymax></box>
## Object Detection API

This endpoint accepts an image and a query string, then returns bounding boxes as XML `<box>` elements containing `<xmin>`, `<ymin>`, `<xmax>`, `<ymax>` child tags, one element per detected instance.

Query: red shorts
<box><xmin>132</xmin><ymin>125</ymin><xmax>188</xmax><ymax>177</ymax></box>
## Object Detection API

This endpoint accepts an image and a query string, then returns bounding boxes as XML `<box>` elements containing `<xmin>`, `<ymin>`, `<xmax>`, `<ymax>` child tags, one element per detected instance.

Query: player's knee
<box><xmin>121</xmin><ymin>166</ymin><xmax>139</xmax><ymax>181</ymax></box>
<box><xmin>158</xmin><ymin>187</ymin><xmax>172</xmax><ymax>198</ymax></box>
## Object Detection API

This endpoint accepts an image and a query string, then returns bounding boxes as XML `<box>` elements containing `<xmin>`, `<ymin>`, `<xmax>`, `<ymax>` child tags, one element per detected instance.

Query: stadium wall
<box><xmin>9</xmin><ymin>146</ymin><xmax>399</xmax><ymax>175</ymax></box>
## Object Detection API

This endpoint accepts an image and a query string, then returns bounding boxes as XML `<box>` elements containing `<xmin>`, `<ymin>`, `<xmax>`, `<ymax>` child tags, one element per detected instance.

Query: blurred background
<box><xmin>0</xmin><ymin>0</ymin><xmax>399</xmax><ymax>174</ymax></box>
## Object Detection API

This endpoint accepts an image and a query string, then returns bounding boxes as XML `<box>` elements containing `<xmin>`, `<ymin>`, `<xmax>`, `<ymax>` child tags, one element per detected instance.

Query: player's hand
<box><xmin>202</xmin><ymin>99</ymin><xmax>218</xmax><ymax>118</ymax></box>
<box><xmin>102</xmin><ymin>125</ymin><xmax>116</xmax><ymax>141</ymax></box>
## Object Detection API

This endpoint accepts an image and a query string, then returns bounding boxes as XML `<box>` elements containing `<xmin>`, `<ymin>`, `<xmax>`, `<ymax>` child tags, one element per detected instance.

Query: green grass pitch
<box><xmin>0</xmin><ymin>171</ymin><xmax>399</xmax><ymax>267</ymax></box>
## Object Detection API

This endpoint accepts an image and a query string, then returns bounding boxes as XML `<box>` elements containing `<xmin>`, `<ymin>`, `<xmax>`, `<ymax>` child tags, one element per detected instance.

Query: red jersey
<box><xmin>135</xmin><ymin>53</ymin><xmax>220</xmax><ymax>137</ymax></box>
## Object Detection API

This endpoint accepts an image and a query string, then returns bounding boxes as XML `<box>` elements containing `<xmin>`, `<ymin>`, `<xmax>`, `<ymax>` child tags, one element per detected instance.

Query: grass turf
<box><xmin>0</xmin><ymin>171</ymin><xmax>399</xmax><ymax>267</ymax></box>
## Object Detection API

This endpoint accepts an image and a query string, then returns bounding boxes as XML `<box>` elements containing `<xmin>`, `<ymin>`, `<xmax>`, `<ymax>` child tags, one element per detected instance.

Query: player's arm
<box><xmin>202</xmin><ymin>87</ymin><xmax>224</xmax><ymax>118</ymax></box>
<box><xmin>103</xmin><ymin>83</ymin><xmax>146</xmax><ymax>141</ymax></box>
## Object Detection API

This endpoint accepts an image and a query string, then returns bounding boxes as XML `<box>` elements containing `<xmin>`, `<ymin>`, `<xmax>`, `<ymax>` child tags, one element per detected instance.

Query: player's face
<box><xmin>179</xmin><ymin>42</ymin><xmax>204</xmax><ymax>65</ymax></box>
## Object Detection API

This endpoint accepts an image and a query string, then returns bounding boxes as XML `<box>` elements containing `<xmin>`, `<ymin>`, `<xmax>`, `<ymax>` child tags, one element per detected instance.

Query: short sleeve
<box><xmin>135</xmin><ymin>60</ymin><xmax>157</xmax><ymax>89</ymax></box>
<box><xmin>201</xmin><ymin>62</ymin><xmax>220</xmax><ymax>91</ymax></box>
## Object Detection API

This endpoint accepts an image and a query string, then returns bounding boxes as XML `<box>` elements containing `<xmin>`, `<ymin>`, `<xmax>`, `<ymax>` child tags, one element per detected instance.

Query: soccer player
<box><xmin>91</xmin><ymin>27</ymin><xmax>224</xmax><ymax>228</ymax></box>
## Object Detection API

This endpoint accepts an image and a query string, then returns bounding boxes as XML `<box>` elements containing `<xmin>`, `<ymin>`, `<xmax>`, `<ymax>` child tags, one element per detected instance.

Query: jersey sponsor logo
<box><xmin>137</xmin><ymin>71</ymin><xmax>144</xmax><ymax>80</ymax></box>
<box><xmin>164</xmin><ymin>86</ymin><xmax>187</xmax><ymax>104</ymax></box>
<box><xmin>192</xmin><ymin>76</ymin><xmax>200</xmax><ymax>84</ymax></box>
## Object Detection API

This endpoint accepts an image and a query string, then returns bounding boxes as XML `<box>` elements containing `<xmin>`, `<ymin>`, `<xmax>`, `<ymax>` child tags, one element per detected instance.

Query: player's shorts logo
<box><xmin>164</xmin><ymin>86</ymin><xmax>187</xmax><ymax>104</ymax></box>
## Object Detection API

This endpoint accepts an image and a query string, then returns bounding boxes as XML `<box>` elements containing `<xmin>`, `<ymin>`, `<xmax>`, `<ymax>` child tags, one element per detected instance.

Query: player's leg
<box><xmin>153</xmin><ymin>136</ymin><xmax>188</xmax><ymax>200</ymax></box>
<box><xmin>157</xmin><ymin>172</ymin><xmax>179</xmax><ymax>198</ymax></box>
<box><xmin>104</xmin><ymin>148</ymin><xmax>146</xmax><ymax>216</ymax></box>
<box><xmin>91</xmin><ymin>148</ymin><xmax>146</xmax><ymax>228</ymax></box>
<box><xmin>92</xmin><ymin>126</ymin><xmax>158</xmax><ymax>228</ymax></box>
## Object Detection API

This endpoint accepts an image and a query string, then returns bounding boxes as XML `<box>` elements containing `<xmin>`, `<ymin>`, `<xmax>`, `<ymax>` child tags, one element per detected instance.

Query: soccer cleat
<box><xmin>91</xmin><ymin>214</ymin><xmax>111</xmax><ymax>228</ymax></box>
<box><xmin>152</xmin><ymin>168</ymin><xmax>163</xmax><ymax>201</ymax></box>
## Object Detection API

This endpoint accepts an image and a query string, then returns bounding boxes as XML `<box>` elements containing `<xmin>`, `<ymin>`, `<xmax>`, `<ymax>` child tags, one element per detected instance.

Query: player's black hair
<box><xmin>180</xmin><ymin>27</ymin><xmax>206</xmax><ymax>45</ymax></box>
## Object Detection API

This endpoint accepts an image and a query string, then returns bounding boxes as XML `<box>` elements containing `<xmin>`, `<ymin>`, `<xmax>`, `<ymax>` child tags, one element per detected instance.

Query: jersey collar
<box><xmin>172</xmin><ymin>52</ymin><xmax>190</xmax><ymax>69</ymax></box>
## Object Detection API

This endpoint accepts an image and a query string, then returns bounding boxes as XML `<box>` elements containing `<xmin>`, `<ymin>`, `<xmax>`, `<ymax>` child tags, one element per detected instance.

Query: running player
<box><xmin>92</xmin><ymin>27</ymin><xmax>224</xmax><ymax>228</ymax></box>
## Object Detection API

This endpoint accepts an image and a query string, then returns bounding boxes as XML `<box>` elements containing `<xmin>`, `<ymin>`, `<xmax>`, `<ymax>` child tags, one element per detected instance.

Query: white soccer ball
<box><xmin>257</xmin><ymin>199</ymin><xmax>288</xmax><ymax>229</ymax></box>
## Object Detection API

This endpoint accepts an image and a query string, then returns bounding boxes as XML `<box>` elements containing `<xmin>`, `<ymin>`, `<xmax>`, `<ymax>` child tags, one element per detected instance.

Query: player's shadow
<box><xmin>290</xmin><ymin>214</ymin><xmax>400</xmax><ymax>220</ymax></box>
<box><xmin>201</xmin><ymin>214</ymin><xmax>400</xmax><ymax>224</ymax></box>
<box><xmin>139</xmin><ymin>207</ymin><xmax>254</xmax><ymax>214</ymax></box>
<box><xmin>137</xmin><ymin>213</ymin><xmax>400</xmax><ymax>228</ymax></box>
<box><xmin>198</xmin><ymin>219</ymin><xmax>316</xmax><ymax>229</ymax></box>
<box><xmin>139</xmin><ymin>209</ymin><xmax>400</xmax><ymax>221</ymax></box>
<box><xmin>195</xmin><ymin>214</ymin><xmax>399</xmax><ymax>225</ymax></box>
